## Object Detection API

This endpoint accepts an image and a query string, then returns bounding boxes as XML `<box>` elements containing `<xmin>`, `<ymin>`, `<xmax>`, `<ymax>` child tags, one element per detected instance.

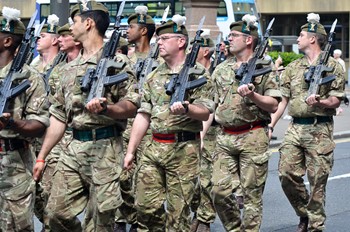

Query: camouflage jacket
<box><xmin>213</xmin><ymin>56</ymin><xmax>281</xmax><ymax>127</ymax></box>
<box><xmin>281</xmin><ymin>55</ymin><xmax>345</xmax><ymax>117</ymax></box>
<box><xmin>0</xmin><ymin>62</ymin><xmax>50</xmax><ymax>139</ymax></box>
<box><xmin>138</xmin><ymin>61</ymin><xmax>215</xmax><ymax>133</ymax></box>
<box><xmin>50</xmin><ymin>49</ymin><xmax>140</xmax><ymax>131</ymax></box>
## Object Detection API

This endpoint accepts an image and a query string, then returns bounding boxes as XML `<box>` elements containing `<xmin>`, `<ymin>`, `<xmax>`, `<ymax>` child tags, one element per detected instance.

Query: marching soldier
<box><xmin>34</xmin><ymin>22</ymin><xmax>82</xmax><ymax>232</ymax></box>
<box><xmin>211</xmin><ymin>14</ymin><xmax>281</xmax><ymax>231</ymax></box>
<box><xmin>0</xmin><ymin>6</ymin><xmax>50</xmax><ymax>231</ymax></box>
<box><xmin>33</xmin><ymin>1</ymin><xmax>139</xmax><ymax>231</ymax></box>
<box><xmin>124</xmin><ymin>15</ymin><xmax>214</xmax><ymax>231</ymax></box>
<box><xmin>269</xmin><ymin>13</ymin><xmax>345</xmax><ymax>232</ymax></box>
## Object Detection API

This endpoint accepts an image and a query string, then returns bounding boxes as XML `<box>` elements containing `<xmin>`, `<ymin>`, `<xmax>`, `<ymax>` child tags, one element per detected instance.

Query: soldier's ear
<box><xmin>2</xmin><ymin>36</ymin><xmax>13</xmax><ymax>48</ymax></box>
<box><xmin>140</xmin><ymin>26</ymin><xmax>148</xmax><ymax>36</ymax></box>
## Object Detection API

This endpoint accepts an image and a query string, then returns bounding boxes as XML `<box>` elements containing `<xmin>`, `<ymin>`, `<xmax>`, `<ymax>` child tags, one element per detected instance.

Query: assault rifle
<box><xmin>304</xmin><ymin>19</ymin><xmax>337</xmax><ymax>99</ymax></box>
<box><xmin>235</xmin><ymin>18</ymin><xmax>275</xmax><ymax>86</ymax></box>
<box><xmin>80</xmin><ymin>0</ymin><xmax>128</xmax><ymax>104</ymax></box>
<box><xmin>134</xmin><ymin>6</ymin><xmax>169</xmax><ymax>93</ymax></box>
<box><xmin>26</xmin><ymin>19</ymin><xmax>46</xmax><ymax>65</ymax></box>
<box><xmin>165</xmin><ymin>16</ymin><xmax>207</xmax><ymax>106</ymax></box>
<box><xmin>209</xmin><ymin>33</ymin><xmax>223</xmax><ymax>74</ymax></box>
<box><xmin>44</xmin><ymin>51</ymin><xmax>68</xmax><ymax>92</ymax></box>
<box><xmin>0</xmin><ymin>10</ymin><xmax>38</xmax><ymax>115</ymax></box>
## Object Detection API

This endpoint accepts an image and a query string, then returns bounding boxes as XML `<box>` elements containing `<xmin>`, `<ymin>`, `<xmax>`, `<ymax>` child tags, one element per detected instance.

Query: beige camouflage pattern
<box><xmin>191</xmin><ymin>128</ymin><xmax>217</xmax><ymax>223</ymax></box>
<box><xmin>214</xmin><ymin>57</ymin><xmax>281</xmax><ymax>127</ymax></box>
<box><xmin>47</xmin><ymin>49</ymin><xmax>139</xmax><ymax>231</ymax></box>
<box><xmin>0</xmin><ymin>62</ymin><xmax>50</xmax><ymax>231</ymax></box>
<box><xmin>280</xmin><ymin>56</ymin><xmax>345</xmax><ymax>117</ymax></box>
<box><xmin>211</xmin><ymin>57</ymin><xmax>281</xmax><ymax>231</ymax></box>
<box><xmin>50</xmin><ymin>50</ymin><xmax>139</xmax><ymax>130</ymax></box>
<box><xmin>278</xmin><ymin>54</ymin><xmax>345</xmax><ymax>231</ymax></box>
<box><xmin>134</xmin><ymin>62</ymin><xmax>214</xmax><ymax>231</ymax></box>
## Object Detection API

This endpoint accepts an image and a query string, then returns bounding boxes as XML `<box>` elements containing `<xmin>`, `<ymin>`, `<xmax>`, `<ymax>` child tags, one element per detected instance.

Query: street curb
<box><xmin>269</xmin><ymin>130</ymin><xmax>350</xmax><ymax>148</ymax></box>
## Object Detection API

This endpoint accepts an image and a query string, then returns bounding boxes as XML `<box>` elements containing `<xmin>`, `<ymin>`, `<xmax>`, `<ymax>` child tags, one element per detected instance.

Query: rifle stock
<box><xmin>165</xmin><ymin>16</ymin><xmax>207</xmax><ymax>106</ymax></box>
<box><xmin>80</xmin><ymin>0</ymin><xmax>128</xmax><ymax>105</ymax></box>
<box><xmin>0</xmin><ymin>11</ymin><xmax>38</xmax><ymax>115</ymax></box>
<box><xmin>305</xmin><ymin>19</ymin><xmax>338</xmax><ymax>99</ymax></box>
<box><xmin>235</xmin><ymin>18</ymin><xmax>275</xmax><ymax>86</ymax></box>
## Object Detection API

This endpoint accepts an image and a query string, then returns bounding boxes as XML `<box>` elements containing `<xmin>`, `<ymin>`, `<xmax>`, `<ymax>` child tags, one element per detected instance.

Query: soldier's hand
<box><xmin>0</xmin><ymin>113</ymin><xmax>12</xmax><ymax>131</ymax></box>
<box><xmin>86</xmin><ymin>97</ymin><xmax>108</xmax><ymax>114</ymax></box>
<box><xmin>237</xmin><ymin>84</ymin><xmax>255</xmax><ymax>98</ymax></box>
<box><xmin>33</xmin><ymin>161</ymin><xmax>45</xmax><ymax>182</ymax></box>
<box><xmin>124</xmin><ymin>153</ymin><xmax>135</xmax><ymax>171</ymax></box>
<box><xmin>170</xmin><ymin>101</ymin><xmax>189</xmax><ymax>115</ymax></box>
<box><xmin>305</xmin><ymin>94</ymin><xmax>320</xmax><ymax>106</ymax></box>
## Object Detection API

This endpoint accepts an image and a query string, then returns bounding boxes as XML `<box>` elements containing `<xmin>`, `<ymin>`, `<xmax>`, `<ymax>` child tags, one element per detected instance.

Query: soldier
<box><xmin>188</xmin><ymin>29</ymin><xmax>216</xmax><ymax>232</ymax></box>
<box><xmin>32</xmin><ymin>1</ymin><xmax>139</xmax><ymax>231</ymax></box>
<box><xmin>211</xmin><ymin>14</ymin><xmax>281</xmax><ymax>231</ymax></box>
<box><xmin>269</xmin><ymin>13</ymin><xmax>345</xmax><ymax>232</ymax></box>
<box><xmin>126</xmin><ymin>5</ymin><xmax>155</xmax><ymax>64</ymax></box>
<box><xmin>114</xmin><ymin>6</ymin><xmax>156</xmax><ymax>231</ymax></box>
<box><xmin>0</xmin><ymin>6</ymin><xmax>50</xmax><ymax>231</ymax></box>
<box><xmin>34</xmin><ymin>22</ymin><xmax>82</xmax><ymax>232</ymax></box>
<box><xmin>31</xmin><ymin>14</ymin><xmax>60</xmax><ymax>73</ymax></box>
<box><xmin>124</xmin><ymin>15</ymin><xmax>215</xmax><ymax>231</ymax></box>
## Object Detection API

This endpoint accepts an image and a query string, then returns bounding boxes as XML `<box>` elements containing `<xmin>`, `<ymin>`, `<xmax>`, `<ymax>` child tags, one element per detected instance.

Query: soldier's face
<box><xmin>37</xmin><ymin>33</ymin><xmax>55</xmax><ymax>53</ymax></box>
<box><xmin>70</xmin><ymin>15</ymin><xmax>86</xmax><ymax>42</ymax></box>
<box><xmin>228</xmin><ymin>30</ymin><xmax>248</xmax><ymax>55</ymax></box>
<box><xmin>127</xmin><ymin>24</ymin><xmax>142</xmax><ymax>43</ymax></box>
<box><xmin>157</xmin><ymin>33</ymin><xmax>185</xmax><ymax>59</ymax></box>
<box><xmin>58</xmin><ymin>34</ymin><xmax>78</xmax><ymax>52</ymax></box>
<box><xmin>297</xmin><ymin>31</ymin><xmax>311</xmax><ymax>51</ymax></box>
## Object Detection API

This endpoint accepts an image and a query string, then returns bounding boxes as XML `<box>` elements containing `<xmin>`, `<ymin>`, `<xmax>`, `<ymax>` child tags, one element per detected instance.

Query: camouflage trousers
<box><xmin>211</xmin><ymin>128</ymin><xmax>270</xmax><ymax>232</ymax></box>
<box><xmin>46</xmin><ymin>136</ymin><xmax>123</xmax><ymax>232</ymax></box>
<box><xmin>191</xmin><ymin>131</ymin><xmax>216</xmax><ymax>223</ymax></box>
<box><xmin>0</xmin><ymin>148</ymin><xmax>36</xmax><ymax>232</ymax></box>
<box><xmin>34</xmin><ymin>131</ymin><xmax>72</xmax><ymax>231</ymax></box>
<box><xmin>114</xmin><ymin>130</ymin><xmax>151</xmax><ymax>225</ymax></box>
<box><xmin>135</xmin><ymin>139</ymin><xmax>200</xmax><ymax>231</ymax></box>
<box><xmin>279</xmin><ymin>122</ymin><xmax>335</xmax><ymax>232</ymax></box>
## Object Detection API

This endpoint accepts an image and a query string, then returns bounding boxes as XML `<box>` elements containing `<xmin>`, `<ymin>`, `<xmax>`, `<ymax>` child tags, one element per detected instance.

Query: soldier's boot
<box><xmin>129</xmin><ymin>223</ymin><xmax>138</xmax><ymax>232</ymax></box>
<box><xmin>114</xmin><ymin>222</ymin><xmax>126</xmax><ymax>232</ymax></box>
<box><xmin>236</xmin><ymin>195</ymin><xmax>244</xmax><ymax>209</ymax></box>
<box><xmin>190</xmin><ymin>215</ymin><xmax>199</xmax><ymax>232</ymax></box>
<box><xmin>296</xmin><ymin>217</ymin><xmax>308</xmax><ymax>232</ymax></box>
<box><xmin>196</xmin><ymin>221</ymin><xmax>210</xmax><ymax>232</ymax></box>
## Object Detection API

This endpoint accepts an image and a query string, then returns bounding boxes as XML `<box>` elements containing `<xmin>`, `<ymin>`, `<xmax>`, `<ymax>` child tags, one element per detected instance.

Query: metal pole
<box><xmin>50</xmin><ymin>0</ymin><xmax>70</xmax><ymax>25</ymax></box>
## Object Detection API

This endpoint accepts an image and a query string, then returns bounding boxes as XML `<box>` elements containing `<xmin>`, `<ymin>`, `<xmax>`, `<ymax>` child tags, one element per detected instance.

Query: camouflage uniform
<box><xmin>135</xmin><ymin>62</ymin><xmax>214</xmax><ymax>231</ymax></box>
<box><xmin>0</xmin><ymin>63</ymin><xmax>50</xmax><ymax>231</ymax></box>
<box><xmin>34</xmin><ymin>61</ymin><xmax>73</xmax><ymax>231</ymax></box>
<box><xmin>211</xmin><ymin>56</ymin><xmax>281</xmax><ymax>231</ymax></box>
<box><xmin>47</xmin><ymin>50</ymin><xmax>139</xmax><ymax>232</ymax></box>
<box><xmin>278</xmin><ymin>55</ymin><xmax>345</xmax><ymax>231</ymax></box>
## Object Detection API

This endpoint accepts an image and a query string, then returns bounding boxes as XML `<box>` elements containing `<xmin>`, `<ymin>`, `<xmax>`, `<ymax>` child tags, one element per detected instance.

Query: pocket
<box><xmin>251</xmin><ymin>150</ymin><xmax>272</xmax><ymax>165</ymax></box>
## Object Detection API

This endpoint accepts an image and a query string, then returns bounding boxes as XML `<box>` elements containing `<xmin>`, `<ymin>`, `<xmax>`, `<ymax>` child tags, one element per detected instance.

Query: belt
<box><xmin>223</xmin><ymin>121</ymin><xmax>265</xmax><ymax>135</ymax></box>
<box><xmin>72</xmin><ymin>126</ymin><xmax>121</xmax><ymax>142</ymax></box>
<box><xmin>0</xmin><ymin>138</ymin><xmax>28</xmax><ymax>152</ymax></box>
<box><xmin>152</xmin><ymin>131</ymin><xmax>200</xmax><ymax>143</ymax></box>
<box><xmin>293</xmin><ymin>116</ymin><xmax>332</xmax><ymax>125</ymax></box>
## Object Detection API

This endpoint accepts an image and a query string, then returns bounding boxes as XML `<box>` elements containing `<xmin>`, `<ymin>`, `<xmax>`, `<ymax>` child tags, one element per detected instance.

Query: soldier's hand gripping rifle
<box><xmin>80</xmin><ymin>0</ymin><xmax>128</xmax><ymax>104</ymax></box>
<box><xmin>0</xmin><ymin>10</ymin><xmax>38</xmax><ymax>115</ymax></box>
<box><xmin>136</xmin><ymin>6</ymin><xmax>169</xmax><ymax>93</ymax></box>
<box><xmin>304</xmin><ymin>19</ymin><xmax>337</xmax><ymax>99</ymax></box>
<box><xmin>165</xmin><ymin>16</ymin><xmax>207</xmax><ymax>106</ymax></box>
<box><xmin>209</xmin><ymin>33</ymin><xmax>223</xmax><ymax>74</ymax></box>
<box><xmin>235</xmin><ymin>18</ymin><xmax>275</xmax><ymax>86</ymax></box>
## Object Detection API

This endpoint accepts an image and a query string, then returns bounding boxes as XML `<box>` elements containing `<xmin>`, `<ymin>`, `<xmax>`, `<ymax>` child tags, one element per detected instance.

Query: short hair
<box><xmin>138</xmin><ymin>23</ymin><xmax>156</xmax><ymax>42</ymax></box>
<box><xmin>80</xmin><ymin>10</ymin><xmax>110</xmax><ymax>37</ymax></box>
<box><xmin>0</xmin><ymin>32</ymin><xmax>23</xmax><ymax>53</ymax></box>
